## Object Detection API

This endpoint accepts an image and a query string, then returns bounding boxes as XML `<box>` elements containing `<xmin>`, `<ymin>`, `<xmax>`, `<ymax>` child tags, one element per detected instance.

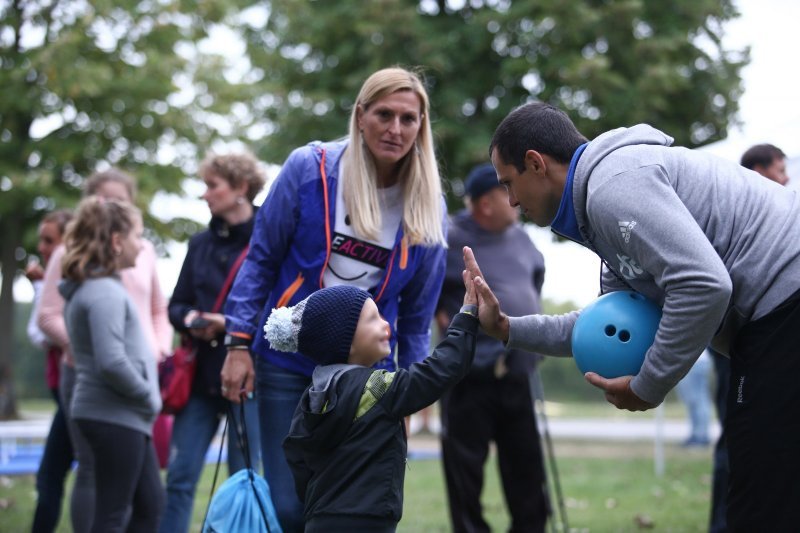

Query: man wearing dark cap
<box><xmin>436</xmin><ymin>163</ymin><xmax>549</xmax><ymax>532</ymax></box>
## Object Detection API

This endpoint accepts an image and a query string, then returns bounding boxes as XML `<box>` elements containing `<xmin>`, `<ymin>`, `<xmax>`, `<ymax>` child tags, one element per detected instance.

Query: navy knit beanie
<box><xmin>264</xmin><ymin>286</ymin><xmax>371</xmax><ymax>365</ymax></box>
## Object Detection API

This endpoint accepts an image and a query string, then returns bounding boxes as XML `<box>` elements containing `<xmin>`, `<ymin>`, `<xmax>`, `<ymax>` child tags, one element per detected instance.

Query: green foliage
<box><xmin>237</xmin><ymin>0</ymin><xmax>747</xmax><ymax>208</ymax></box>
<box><xmin>0</xmin><ymin>0</ymin><xmax>254</xmax><ymax>248</ymax></box>
<box><xmin>0</xmin><ymin>0</ymin><xmax>252</xmax><ymax>417</ymax></box>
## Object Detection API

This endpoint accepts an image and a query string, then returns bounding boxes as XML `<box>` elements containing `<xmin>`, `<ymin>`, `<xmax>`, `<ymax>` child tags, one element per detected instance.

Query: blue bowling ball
<box><xmin>571</xmin><ymin>291</ymin><xmax>662</xmax><ymax>378</ymax></box>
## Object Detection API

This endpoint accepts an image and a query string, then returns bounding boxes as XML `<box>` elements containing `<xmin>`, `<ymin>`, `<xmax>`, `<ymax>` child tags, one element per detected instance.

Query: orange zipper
<box><xmin>276</xmin><ymin>273</ymin><xmax>305</xmax><ymax>308</ymax></box>
<box><xmin>399</xmin><ymin>235</ymin><xmax>409</xmax><ymax>270</ymax></box>
<box><xmin>318</xmin><ymin>149</ymin><xmax>332</xmax><ymax>288</ymax></box>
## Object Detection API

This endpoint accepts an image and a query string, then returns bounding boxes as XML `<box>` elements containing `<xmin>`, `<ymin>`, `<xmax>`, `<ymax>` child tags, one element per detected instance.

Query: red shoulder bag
<box><xmin>160</xmin><ymin>246</ymin><xmax>249</xmax><ymax>414</ymax></box>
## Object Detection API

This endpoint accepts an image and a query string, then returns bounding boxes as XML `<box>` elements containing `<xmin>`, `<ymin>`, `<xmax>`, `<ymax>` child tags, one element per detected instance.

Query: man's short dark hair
<box><xmin>490</xmin><ymin>102</ymin><xmax>588</xmax><ymax>171</ymax></box>
<box><xmin>740</xmin><ymin>144</ymin><xmax>786</xmax><ymax>170</ymax></box>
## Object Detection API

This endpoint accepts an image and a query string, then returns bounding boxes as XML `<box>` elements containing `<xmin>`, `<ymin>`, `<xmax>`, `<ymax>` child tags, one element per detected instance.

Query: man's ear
<box><xmin>524</xmin><ymin>149</ymin><xmax>547</xmax><ymax>176</ymax></box>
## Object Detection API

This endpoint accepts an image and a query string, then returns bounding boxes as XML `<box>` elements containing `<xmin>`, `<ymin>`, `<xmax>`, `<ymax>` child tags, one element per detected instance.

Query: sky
<box><xmin>13</xmin><ymin>0</ymin><xmax>800</xmax><ymax>308</ymax></box>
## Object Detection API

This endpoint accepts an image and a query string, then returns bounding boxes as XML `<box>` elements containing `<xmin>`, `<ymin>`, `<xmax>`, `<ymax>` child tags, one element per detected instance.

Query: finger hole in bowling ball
<box><xmin>604</xmin><ymin>325</ymin><xmax>616</xmax><ymax>336</ymax></box>
<box><xmin>618</xmin><ymin>330</ymin><xmax>631</xmax><ymax>342</ymax></box>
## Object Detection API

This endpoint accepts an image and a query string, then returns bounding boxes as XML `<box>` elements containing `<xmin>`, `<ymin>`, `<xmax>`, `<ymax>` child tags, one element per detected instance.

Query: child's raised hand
<box><xmin>462</xmin><ymin>269</ymin><xmax>477</xmax><ymax>307</ymax></box>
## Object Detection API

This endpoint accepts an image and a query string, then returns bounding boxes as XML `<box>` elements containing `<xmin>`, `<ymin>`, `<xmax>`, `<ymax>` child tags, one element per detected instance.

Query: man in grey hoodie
<box><xmin>465</xmin><ymin>102</ymin><xmax>800</xmax><ymax>532</ymax></box>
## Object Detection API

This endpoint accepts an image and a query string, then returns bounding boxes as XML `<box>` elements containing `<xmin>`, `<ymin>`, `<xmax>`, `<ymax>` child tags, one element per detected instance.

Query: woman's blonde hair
<box><xmin>62</xmin><ymin>197</ymin><xmax>141</xmax><ymax>282</ymax></box>
<box><xmin>341</xmin><ymin>67</ymin><xmax>445</xmax><ymax>246</ymax></box>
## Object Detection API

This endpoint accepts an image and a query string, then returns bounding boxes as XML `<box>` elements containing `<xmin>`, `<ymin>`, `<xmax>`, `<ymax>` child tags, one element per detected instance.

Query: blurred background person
<box><xmin>60</xmin><ymin>197</ymin><xmax>163</xmax><ymax>532</ymax></box>
<box><xmin>160</xmin><ymin>152</ymin><xmax>265</xmax><ymax>533</ymax></box>
<box><xmin>37</xmin><ymin>168</ymin><xmax>172</xmax><ymax>533</ymax></box>
<box><xmin>740</xmin><ymin>143</ymin><xmax>790</xmax><ymax>186</ymax></box>
<box><xmin>220</xmin><ymin>66</ymin><xmax>448</xmax><ymax>531</ymax></box>
<box><xmin>27</xmin><ymin>209</ymin><xmax>74</xmax><ymax>533</ymax></box>
<box><xmin>675</xmin><ymin>350</ymin><xmax>712</xmax><ymax>447</ymax></box>
<box><xmin>436</xmin><ymin>163</ymin><xmax>549</xmax><ymax>533</ymax></box>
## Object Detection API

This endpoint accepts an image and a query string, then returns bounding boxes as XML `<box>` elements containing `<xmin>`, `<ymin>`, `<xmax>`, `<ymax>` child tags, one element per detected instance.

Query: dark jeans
<box><xmin>440</xmin><ymin>373</ymin><xmax>548</xmax><ymax>533</ymax></box>
<box><xmin>726</xmin><ymin>290</ymin><xmax>800</xmax><ymax>532</ymax></box>
<box><xmin>74</xmin><ymin>419</ymin><xmax>164</xmax><ymax>533</ymax></box>
<box><xmin>31</xmin><ymin>389</ymin><xmax>74</xmax><ymax>533</ymax></box>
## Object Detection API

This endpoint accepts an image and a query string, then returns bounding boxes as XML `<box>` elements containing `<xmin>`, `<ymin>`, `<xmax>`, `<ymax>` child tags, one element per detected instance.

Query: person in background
<box><xmin>27</xmin><ymin>209</ymin><xmax>74</xmax><ymax>533</ymax></box>
<box><xmin>37</xmin><ymin>168</ymin><xmax>172</xmax><ymax>533</ymax></box>
<box><xmin>436</xmin><ymin>163</ymin><xmax>549</xmax><ymax>533</ymax></box>
<box><xmin>675</xmin><ymin>349</ymin><xmax>712</xmax><ymax>447</ymax></box>
<box><xmin>60</xmin><ymin>197</ymin><xmax>164</xmax><ymax>532</ymax></box>
<box><xmin>220</xmin><ymin>66</ymin><xmax>448</xmax><ymax>531</ymax></box>
<box><xmin>740</xmin><ymin>143</ymin><xmax>790</xmax><ymax>186</ymax></box>
<box><xmin>160</xmin><ymin>152</ymin><xmax>265</xmax><ymax>533</ymax></box>
<box><xmin>705</xmin><ymin>142</ymin><xmax>792</xmax><ymax>532</ymax></box>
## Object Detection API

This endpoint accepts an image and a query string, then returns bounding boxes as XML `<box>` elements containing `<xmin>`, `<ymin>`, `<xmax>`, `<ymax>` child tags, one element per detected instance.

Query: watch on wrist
<box><xmin>224</xmin><ymin>334</ymin><xmax>250</xmax><ymax>350</ymax></box>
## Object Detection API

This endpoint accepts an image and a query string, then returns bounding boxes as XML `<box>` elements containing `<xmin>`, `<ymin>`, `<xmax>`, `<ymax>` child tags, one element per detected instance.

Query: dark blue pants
<box><xmin>31</xmin><ymin>390</ymin><xmax>74</xmax><ymax>533</ymax></box>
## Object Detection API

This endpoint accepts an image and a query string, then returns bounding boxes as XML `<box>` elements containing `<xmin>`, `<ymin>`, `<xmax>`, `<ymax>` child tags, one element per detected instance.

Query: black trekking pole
<box><xmin>531</xmin><ymin>369</ymin><xmax>569</xmax><ymax>533</ymax></box>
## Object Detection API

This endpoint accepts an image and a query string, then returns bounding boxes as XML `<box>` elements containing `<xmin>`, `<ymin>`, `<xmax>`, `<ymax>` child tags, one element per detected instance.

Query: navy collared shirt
<box><xmin>549</xmin><ymin>142</ymin><xmax>588</xmax><ymax>243</ymax></box>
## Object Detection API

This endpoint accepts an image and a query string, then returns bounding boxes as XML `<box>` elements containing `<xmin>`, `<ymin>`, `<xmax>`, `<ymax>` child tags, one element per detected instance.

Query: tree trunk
<box><xmin>0</xmin><ymin>216</ymin><xmax>21</xmax><ymax>420</ymax></box>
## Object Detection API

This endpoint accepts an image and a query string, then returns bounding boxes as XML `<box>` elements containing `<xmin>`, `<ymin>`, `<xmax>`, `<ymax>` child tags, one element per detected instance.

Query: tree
<box><xmin>237</xmin><ymin>0</ymin><xmax>747</xmax><ymax>202</ymax></box>
<box><xmin>0</xmin><ymin>0</ymin><xmax>252</xmax><ymax>419</ymax></box>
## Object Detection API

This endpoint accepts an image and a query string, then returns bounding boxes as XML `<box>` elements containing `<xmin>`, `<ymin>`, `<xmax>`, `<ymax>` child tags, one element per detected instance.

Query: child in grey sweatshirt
<box><xmin>60</xmin><ymin>197</ymin><xmax>163</xmax><ymax>532</ymax></box>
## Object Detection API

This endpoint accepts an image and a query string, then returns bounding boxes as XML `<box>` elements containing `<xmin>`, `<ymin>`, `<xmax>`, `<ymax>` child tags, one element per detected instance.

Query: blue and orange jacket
<box><xmin>224</xmin><ymin>140</ymin><xmax>448</xmax><ymax>376</ymax></box>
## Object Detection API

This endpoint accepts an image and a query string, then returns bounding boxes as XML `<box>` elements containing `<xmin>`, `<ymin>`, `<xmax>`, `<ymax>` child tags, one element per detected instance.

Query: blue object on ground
<box><xmin>203</xmin><ymin>468</ymin><xmax>282</xmax><ymax>533</ymax></box>
<box><xmin>572</xmin><ymin>291</ymin><xmax>662</xmax><ymax>378</ymax></box>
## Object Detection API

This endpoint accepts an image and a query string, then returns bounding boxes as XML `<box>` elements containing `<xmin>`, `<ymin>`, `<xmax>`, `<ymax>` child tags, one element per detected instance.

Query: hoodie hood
<box><xmin>58</xmin><ymin>279</ymin><xmax>80</xmax><ymax>302</ymax></box>
<box><xmin>294</xmin><ymin>364</ymin><xmax>371</xmax><ymax>451</ymax></box>
<box><xmin>572</xmin><ymin>124</ymin><xmax>673</xmax><ymax>242</ymax></box>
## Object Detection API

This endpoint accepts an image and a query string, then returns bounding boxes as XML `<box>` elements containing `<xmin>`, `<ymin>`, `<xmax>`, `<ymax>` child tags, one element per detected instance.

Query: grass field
<box><xmin>0</xmin><ymin>436</ymin><xmax>712</xmax><ymax>532</ymax></box>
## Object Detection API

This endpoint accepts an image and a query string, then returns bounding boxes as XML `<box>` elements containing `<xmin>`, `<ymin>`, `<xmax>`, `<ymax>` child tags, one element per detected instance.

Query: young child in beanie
<box><xmin>265</xmin><ymin>273</ymin><xmax>479</xmax><ymax>532</ymax></box>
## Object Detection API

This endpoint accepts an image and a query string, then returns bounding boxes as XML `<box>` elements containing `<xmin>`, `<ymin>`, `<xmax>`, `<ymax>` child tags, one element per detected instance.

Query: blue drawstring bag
<box><xmin>201</xmin><ymin>403</ymin><xmax>282</xmax><ymax>533</ymax></box>
<box><xmin>202</xmin><ymin>467</ymin><xmax>282</xmax><ymax>533</ymax></box>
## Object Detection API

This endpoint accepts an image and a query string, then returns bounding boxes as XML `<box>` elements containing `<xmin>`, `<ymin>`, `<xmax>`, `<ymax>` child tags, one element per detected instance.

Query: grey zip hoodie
<box><xmin>507</xmin><ymin>125</ymin><xmax>800</xmax><ymax>405</ymax></box>
<box><xmin>61</xmin><ymin>276</ymin><xmax>161</xmax><ymax>435</ymax></box>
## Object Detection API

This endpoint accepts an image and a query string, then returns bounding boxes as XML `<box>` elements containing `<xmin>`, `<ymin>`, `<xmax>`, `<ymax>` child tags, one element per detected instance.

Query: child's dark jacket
<box><xmin>282</xmin><ymin>313</ymin><xmax>478</xmax><ymax>527</ymax></box>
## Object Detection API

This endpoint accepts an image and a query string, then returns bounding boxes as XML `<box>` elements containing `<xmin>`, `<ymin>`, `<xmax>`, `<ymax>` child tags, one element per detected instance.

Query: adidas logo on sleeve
<box><xmin>618</xmin><ymin>220</ymin><xmax>637</xmax><ymax>243</ymax></box>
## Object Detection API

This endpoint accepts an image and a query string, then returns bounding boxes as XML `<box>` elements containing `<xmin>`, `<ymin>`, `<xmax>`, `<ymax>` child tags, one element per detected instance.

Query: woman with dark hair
<box><xmin>28</xmin><ymin>209</ymin><xmax>73</xmax><ymax>533</ymax></box>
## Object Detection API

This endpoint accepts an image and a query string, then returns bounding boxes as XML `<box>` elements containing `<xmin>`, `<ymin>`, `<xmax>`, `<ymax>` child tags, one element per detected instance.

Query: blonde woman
<box><xmin>60</xmin><ymin>197</ymin><xmax>163</xmax><ymax>532</ymax></box>
<box><xmin>220</xmin><ymin>66</ymin><xmax>447</xmax><ymax>531</ymax></box>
